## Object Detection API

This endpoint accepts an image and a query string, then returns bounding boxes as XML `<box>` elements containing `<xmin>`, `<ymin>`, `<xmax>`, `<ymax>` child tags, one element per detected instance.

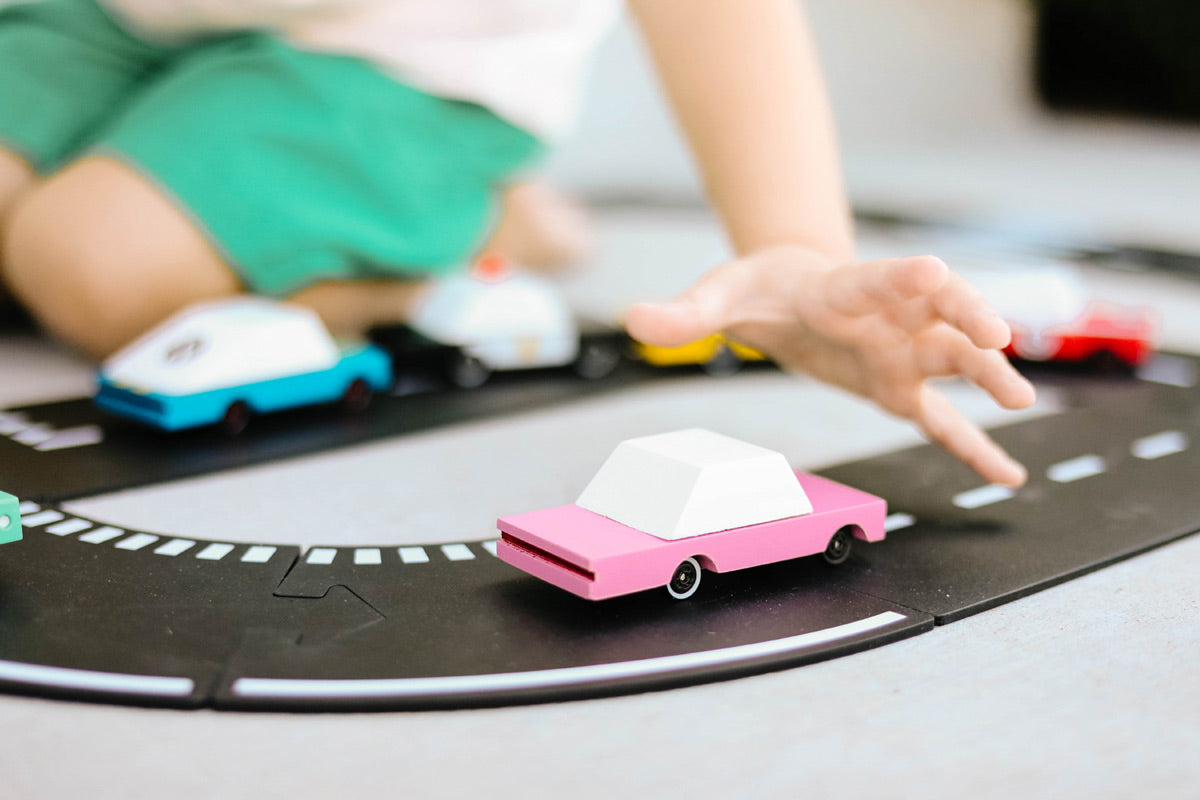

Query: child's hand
<box><xmin>625</xmin><ymin>245</ymin><xmax>1037</xmax><ymax>487</ymax></box>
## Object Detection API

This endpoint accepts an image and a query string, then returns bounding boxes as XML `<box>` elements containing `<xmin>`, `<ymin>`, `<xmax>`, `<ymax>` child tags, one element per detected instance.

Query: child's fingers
<box><xmin>929</xmin><ymin>273</ymin><xmax>1011</xmax><ymax>349</ymax></box>
<box><xmin>917</xmin><ymin>333</ymin><xmax>1037</xmax><ymax>409</ymax></box>
<box><xmin>914</xmin><ymin>385</ymin><xmax>1028</xmax><ymax>487</ymax></box>
<box><xmin>824</xmin><ymin>255</ymin><xmax>948</xmax><ymax>317</ymax></box>
<box><xmin>624</xmin><ymin>263</ymin><xmax>749</xmax><ymax>347</ymax></box>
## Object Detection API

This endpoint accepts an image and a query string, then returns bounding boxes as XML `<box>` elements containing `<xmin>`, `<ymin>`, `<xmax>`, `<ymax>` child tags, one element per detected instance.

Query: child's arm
<box><xmin>624</xmin><ymin>0</ymin><xmax>1036</xmax><ymax>487</ymax></box>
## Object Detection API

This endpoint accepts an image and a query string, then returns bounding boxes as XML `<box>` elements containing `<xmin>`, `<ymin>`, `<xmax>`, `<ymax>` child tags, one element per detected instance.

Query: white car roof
<box><xmin>965</xmin><ymin>265</ymin><xmax>1088</xmax><ymax>329</ymax></box>
<box><xmin>576</xmin><ymin>429</ymin><xmax>812</xmax><ymax>540</ymax></box>
<box><xmin>101</xmin><ymin>299</ymin><xmax>340</xmax><ymax>396</ymax></box>
<box><xmin>409</xmin><ymin>269</ymin><xmax>576</xmax><ymax>346</ymax></box>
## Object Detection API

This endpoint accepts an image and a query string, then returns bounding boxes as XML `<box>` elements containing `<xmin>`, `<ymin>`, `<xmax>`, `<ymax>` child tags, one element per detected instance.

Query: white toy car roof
<box><xmin>101</xmin><ymin>299</ymin><xmax>340</xmax><ymax>396</ymax></box>
<box><xmin>409</xmin><ymin>269</ymin><xmax>576</xmax><ymax>346</ymax></box>
<box><xmin>966</xmin><ymin>265</ymin><xmax>1088</xmax><ymax>329</ymax></box>
<box><xmin>576</xmin><ymin>429</ymin><xmax>812</xmax><ymax>540</ymax></box>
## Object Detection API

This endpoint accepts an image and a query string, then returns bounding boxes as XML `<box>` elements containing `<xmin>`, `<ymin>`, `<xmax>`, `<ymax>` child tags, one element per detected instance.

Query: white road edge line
<box><xmin>0</xmin><ymin>659</ymin><xmax>194</xmax><ymax>697</ymax></box>
<box><xmin>231</xmin><ymin>611</ymin><xmax>908</xmax><ymax>699</ymax></box>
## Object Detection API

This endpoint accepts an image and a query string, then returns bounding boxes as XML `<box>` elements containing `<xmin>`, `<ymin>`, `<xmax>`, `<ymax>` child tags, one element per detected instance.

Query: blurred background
<box><xmin>548</xmin><ymin>0</ymin><xmax>1200</xmax><ymax>253</ymax></box>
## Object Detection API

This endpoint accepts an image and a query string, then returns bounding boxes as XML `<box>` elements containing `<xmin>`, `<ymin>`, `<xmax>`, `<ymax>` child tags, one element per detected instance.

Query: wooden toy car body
<box><xmin>382</xmin><ymin>259</ymin><xmax>621</xmax><ymax>387</ymax></box>
<box><xmin>971</xmin><ymin>266</ymin><xmax>1156</xmax><ymax>367</ymax></box>
<box><xmin>631</xmin><ymin>334</ymin><xmax>765</xmax><ymax>375</ymax></box>
<box><xmin>95</xmin><ymin>299</ymin><xmax>392</xmax><ymax>432</ymax></box>
<box><xmin>497</xmin><ymin>430</ymin><xmax>887</xmax><ymax>600</ymax></box>
<box><xmin>0</xmin><ymin>490</ymin><xmax>23</xmax><ymax>545</ymax></box>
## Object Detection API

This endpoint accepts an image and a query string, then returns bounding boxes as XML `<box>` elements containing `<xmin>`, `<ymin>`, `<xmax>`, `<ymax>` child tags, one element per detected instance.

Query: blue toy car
<box><xmin>95</xmin><ymin>299</ymin><xmax>393</xmax><ymax>433</ymax></box>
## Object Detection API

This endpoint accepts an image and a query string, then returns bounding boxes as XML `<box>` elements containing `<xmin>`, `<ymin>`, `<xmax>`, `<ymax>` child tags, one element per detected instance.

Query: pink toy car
<box><xmin>497</xmin><ymin>430</ymin><xmax>887</xmax><ymax>600</ymax></box>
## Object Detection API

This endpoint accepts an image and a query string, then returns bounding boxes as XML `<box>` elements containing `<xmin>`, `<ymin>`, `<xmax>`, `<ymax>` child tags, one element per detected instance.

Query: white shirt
<box><xmin>102</xmin><ymin>0</ymin><xmax>620</xmax><ymax>141</ymax></box>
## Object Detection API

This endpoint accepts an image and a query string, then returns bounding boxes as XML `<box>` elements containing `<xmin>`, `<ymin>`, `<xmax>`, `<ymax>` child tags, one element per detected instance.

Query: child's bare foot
<box><xmin>485</xmin><ymin>180</ymin><xmax>593</xmax><ymax>271</ymax></box>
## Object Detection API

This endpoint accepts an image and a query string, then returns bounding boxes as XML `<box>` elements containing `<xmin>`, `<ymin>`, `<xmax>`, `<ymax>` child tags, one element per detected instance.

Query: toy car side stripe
<box><xmin>231</xmin><ymin>611</ymin><xmax>908</xmax><ymax>700</ymax></box>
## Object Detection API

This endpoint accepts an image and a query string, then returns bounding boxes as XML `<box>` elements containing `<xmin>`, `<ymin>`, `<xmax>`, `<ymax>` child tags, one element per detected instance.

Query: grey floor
<box><xmin>2</xmin><ymin>208</ymin><xmax>1199</xmax><ymax>799</ymax></box>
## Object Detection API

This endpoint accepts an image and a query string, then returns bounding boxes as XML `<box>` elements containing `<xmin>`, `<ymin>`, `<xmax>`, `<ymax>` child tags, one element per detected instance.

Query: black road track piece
<box><xmin>0</xmin><ymin>355</ymin><xmax>1198</xmax><ymax>709</ymax></box>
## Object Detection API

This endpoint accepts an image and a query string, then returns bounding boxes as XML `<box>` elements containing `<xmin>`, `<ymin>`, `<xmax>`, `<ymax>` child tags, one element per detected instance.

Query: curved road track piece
<box><xmin>0</xmin><ymin>355</ymin><xmax>1198</xmax><ymax>709</ymax></box>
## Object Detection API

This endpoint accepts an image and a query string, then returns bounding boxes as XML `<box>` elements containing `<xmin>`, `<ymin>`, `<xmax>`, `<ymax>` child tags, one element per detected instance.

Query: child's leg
<box><xmin>4</xmin><ymin>28</ymin><xmax>546</xmax><ymax>359</ymax></box>
<box><xmin>0</xmin><ymin>149</ymin><xmax>34</xmax><ymax>218</ymax></box>
<box><xmin>3</xmin><ymin>159</ymin><xmax>576</xmax><ymax>357</ymax></box>
<box><xmin>0</xmin><ymin>148</ymin><xmax>36</xmax><ymax>312</ymax></box>
<box><xmin>3</xmin><ymin>155</ymin><xmax>242</xmax><ymax>358</ymax></box>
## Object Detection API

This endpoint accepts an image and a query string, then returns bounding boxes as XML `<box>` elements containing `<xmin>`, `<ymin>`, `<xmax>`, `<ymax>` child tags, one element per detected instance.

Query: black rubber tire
<box><xmin>822</xmin><ymin>527</ymin><xmax>854</xmax><ymax>566</ymax></box>
<box><xmin>341</xmin><ymin>379</ymin><xmax>372</xmax><ymax>413</ymax></box>
<box><xmin>447</xmin><ymin>353</ymin><xmax>492</xmax><ymax>389</ymax></box>
<box><xmin>221</xmin><ymin>401</ymin><xmax>252</xmax><ymax>436</ymax></box>
<box><xmin>572</xmin><ymin>341</ymin><xmax>621</xmax><ymax>380</ymax></box>
<box><xmin>702</xmin><ymin>347</ymin><xmax>742</xmax><ymax>376</ymax></box>
<box><xmin>667</xmin><ymin>557</ymin><xmax>703</xmax><ymax>600</ymax></box>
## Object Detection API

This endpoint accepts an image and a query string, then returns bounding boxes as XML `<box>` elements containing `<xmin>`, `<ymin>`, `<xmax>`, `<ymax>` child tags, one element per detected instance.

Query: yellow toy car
<box><xmin>631</xmin><ymin>334</ymin><xmax>765</xmax><ymax>375</ymax></box>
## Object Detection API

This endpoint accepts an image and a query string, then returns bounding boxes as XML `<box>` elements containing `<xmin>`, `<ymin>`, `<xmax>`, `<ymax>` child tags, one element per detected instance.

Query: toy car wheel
<box><xmin>572</xmin><ymin>341</ymin><xmax>621</xmax><ymax>380</ymax></box>
<box><xmin>340</xmin><ymin>378</ymin><xmax>372</xmax><ymax>412</ymax></box>
<box><xmin>1012</xmin><ymin>331</ymin><xmax>1061</xmax><ymax>362</ymax></box>
<box><xmin>702</xmin><ymin>347</ymin><xmax>741</xmax><ymax>376</ymax></box>
<box><xmin>447</xmin><ymin>353</ymin><xmax>491</xmax><ymax>389</ymax></box>
<box><xmin>666</xmin><ymin>557</ymin><xmax>703</xmax><ymax>600</ymax></box>
<box><xmin>221</xmin><ymin>400</ymin><xmax>252</xmax><ymax>436</ymax></box>
<box><xmin>1089</xmin><ymin>350</ymin><xmax>1131</xmax><ymax>373</ymax></box>
<box><xmin>822</xmin><ymin>527</ymin><xmax>854</xmax><ymax>565</ymax></box>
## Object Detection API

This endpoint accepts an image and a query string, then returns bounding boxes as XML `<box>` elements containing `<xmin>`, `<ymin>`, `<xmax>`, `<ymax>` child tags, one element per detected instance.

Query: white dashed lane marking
<box><xmin>884</xmin><ymin>513</ymin><xmax>915</xmax><ymax>532</ymax></box>
<box><xmin>953</xmin><ymin>485</ymin><xmax>1015</xmax><ymax>510</ymax></box>
<box><xmin>196</xmin><ymin>543</ymin><xmax>235</xmax><ymax>561</ymax></box>
<box><xmin>1137</xmin><ymin>356</ymin><xmax>1198</xmax><ymax>388</ymax></box>
<box><xmin>306</xmin><ymin>548</ymin><xmax>337</xmax><ymax>565</ymax></box>
<box><xmin>1132</xmin><ymin>430</ymin><xmax>1188</xmax><ymax>460</ymax></box>
<box><xmin>45</xmin><ymin>518</ymin><xmax>92</xmax><ymax>536</ymax></box>
<box><xmin>241</xmin><ymin>546</ymin><xmax>277</xmax><ymax>564</ymax></box>
<box><xmin>482</xmin><ymin>540</ymin><xmax>499</xmax><ymax>557</ymax></box>
<box><xmin>0</xmin><ymin>414</ymin><xmax>104</xmax><ymax>451</ymax></box>
<box><xmin>154</xmin><ymin>539</ymin><xmax>196</xmax><ymax>557</ymax></box>
<box><xmin>398</xmin><ymin>546</ymin><xmax>429</xmax><ymax>564</ymax></box>
<box><xmin>35</xmin><ymin>425</ymin><xmax>104</xmax><ymax>452</ymax></box>
<box><xmin>78</xmin><ymin>526</ymin><xmax>125</xmax><ymax>544</ymax></box>
<box><xmin>1047</xmin><ymin>454</ymin><xmax>1107</xmax><ymax>483</ymax></box>
<box><xmin>10</xmin><ymin>424</ymin><xmax>52</xmax><ymax>446</ymax></box>
<box><xmin>441</xmin><ymin>544</ymin><xmax>475</xmax><ymax>561</ymax></box>
<box><xmin>354</xmin><ymin>548</ymin><xmax>382</xmax><ymax>565</ymax></box>
<box><xmin>114</xmin><ymin>533</ymin><xmax>158</xmax><ymax>551</ymax></box>
<box><xmin>21</xmin><ymin>510</ymin><xmax>65</xmax><ymax>528</ymax></box>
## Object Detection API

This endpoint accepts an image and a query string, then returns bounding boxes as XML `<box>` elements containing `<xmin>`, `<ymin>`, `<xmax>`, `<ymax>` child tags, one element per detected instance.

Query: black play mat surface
<box><xmin>0</xmin><ymin>355</ymin><xmax>1197</xmax><ymax>709</ymax></box>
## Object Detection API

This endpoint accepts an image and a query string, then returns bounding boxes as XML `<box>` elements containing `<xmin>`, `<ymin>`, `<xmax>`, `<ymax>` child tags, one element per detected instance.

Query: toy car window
<box><xmin>164</xmin><ymin>337</ymin><xmax>206</xmax><ymax>366</ymax></box>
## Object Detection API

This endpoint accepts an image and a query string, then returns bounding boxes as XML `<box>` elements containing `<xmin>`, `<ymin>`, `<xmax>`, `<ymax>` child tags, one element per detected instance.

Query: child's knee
<box><xmin>4</xmin><ymin>189</ymin><xmax>153</xmax><ymax>357</ymax></box>
<box><xmin>2</xmin><ymin>158</ymin><xmax>240</xmax><ymax>358</ymax></box>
